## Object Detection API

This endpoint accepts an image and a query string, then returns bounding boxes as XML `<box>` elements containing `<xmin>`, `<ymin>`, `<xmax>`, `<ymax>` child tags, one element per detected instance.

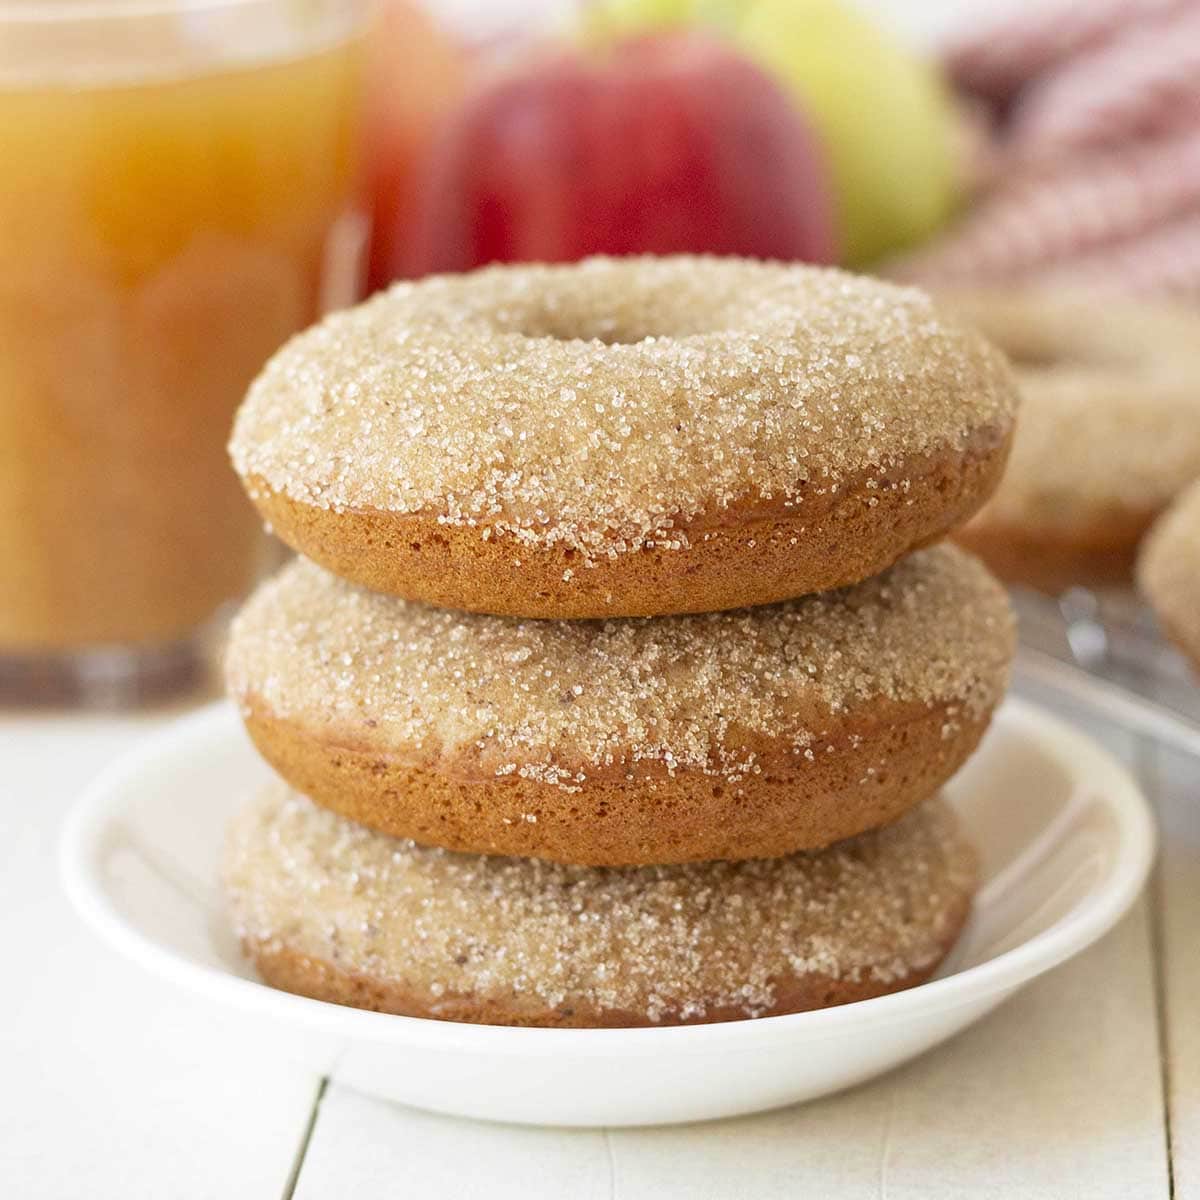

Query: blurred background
<box><xmin>3</xmin><ymin>0</ymin><xmax>1200</xmax><ymax>707</ymax></box>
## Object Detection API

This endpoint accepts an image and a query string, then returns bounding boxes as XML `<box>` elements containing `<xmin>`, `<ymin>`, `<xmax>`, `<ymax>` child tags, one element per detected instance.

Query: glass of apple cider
<box><xmin>0</xmin><ymin>0</ymin><xmax>367</xmax><ymax>704</ymax></box>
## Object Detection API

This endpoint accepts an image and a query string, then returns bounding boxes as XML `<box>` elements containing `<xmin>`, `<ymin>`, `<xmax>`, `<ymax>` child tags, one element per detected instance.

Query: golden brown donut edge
<box><xmin>238</xmin><ymin>693</ymin><xmax>998</xmax><ymax>866</ymax></box>
<box><xmin>1138</xmin><ymin>483</ymin><xmax>1200</xmax><ymax>672</ymax></box>
<box><xmin>243</xmin><ymin>429</ymin><xmax>1011</xmax><ymax>619</ymax></box>
<box><xmin>954</xmin><ymin>511</ymin><xmax>1153</xmax><ymax>594</ymax></box>
<box><xmin>240</xmin><ymin>910</ymin><xmax>969</xmax><ymax>1028</ymax></box>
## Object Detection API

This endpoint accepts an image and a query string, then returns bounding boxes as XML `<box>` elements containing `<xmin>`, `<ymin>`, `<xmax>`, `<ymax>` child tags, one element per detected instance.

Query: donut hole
<box><xmin>503</xmin><ymin>309</ymin><xmax>715</xmax><ymax>345</ymax></box>
<box><xmin>990</xmin><ymin>332</ymin><xmax>1088</xmax><ymax>374</ymax></box>
<box><xmin>530</xmin><ymin>315</ymin><xmax>648</xmax><ymax>345</ymax></box>
<box><xmin>483</xmin><ymin>272</ymin><xmax>740</xmax><ymax>344</ymax></box>
<box><xmin>937</xmin><ymin>293</ymin><xmax>1156</xmax><ymax>375</ymax></box>
<box><xmin>1007</xmin><ymin>346</ymin><xmax>1068</xmax><ymax>372</ymax></box>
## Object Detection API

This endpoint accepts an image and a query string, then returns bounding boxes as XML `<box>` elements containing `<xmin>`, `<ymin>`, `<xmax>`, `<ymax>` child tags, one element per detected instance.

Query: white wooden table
<box><xmin>1</xmin><ymin>675</ymin><xmax>1195</xmax><ymax>1199</ymax></box>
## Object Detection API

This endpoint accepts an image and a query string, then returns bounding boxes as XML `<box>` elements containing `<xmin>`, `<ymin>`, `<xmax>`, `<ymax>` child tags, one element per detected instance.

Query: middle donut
<box><xmin>227</xmin><ymin>545</ymin><xmax>1014</xmax><ymax>866</ymax></box>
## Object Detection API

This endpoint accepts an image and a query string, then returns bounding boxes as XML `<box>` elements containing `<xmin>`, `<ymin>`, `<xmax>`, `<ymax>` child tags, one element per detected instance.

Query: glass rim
<box><xmin>0</xmin><ymin>0</ymin><xmax>359</xmax><ymax>23</ymax></box>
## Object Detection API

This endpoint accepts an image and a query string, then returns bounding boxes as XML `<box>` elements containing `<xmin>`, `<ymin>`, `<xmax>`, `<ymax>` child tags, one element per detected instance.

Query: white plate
<box><xmin>60</xmin><ymin>698</ymin><xmax>1154</xmax><ymax>1128</ymax></box>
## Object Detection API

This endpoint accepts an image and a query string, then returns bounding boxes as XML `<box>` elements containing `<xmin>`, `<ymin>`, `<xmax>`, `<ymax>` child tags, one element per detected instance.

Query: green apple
<box><xmin>578</xmin><ymin>0</ymin><xmax>748</xmax><ymax>42</ymax></box>
<box><xmin>734</xmin><ymin>0</ymin><xmax>961</xmax><ymax>265</ymax></box>
<box><xmin>579</xmin><ymin>0</ymin><xmax>963</xmax><ymax>266</ymax></box>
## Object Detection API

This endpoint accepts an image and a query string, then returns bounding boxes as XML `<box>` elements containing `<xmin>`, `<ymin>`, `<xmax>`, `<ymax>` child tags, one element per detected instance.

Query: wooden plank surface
<box><xmin>0</xmin><ymin>715</ymin><xmax>322</xmax><ymax>1200</ymax></box>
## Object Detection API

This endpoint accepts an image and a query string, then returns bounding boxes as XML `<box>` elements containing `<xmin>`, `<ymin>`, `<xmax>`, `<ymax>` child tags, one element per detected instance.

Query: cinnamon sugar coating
<box><xmin>226</xmin><ymin>546</ymin><xmax>1015</xmax><ymax>790</ymax></box>
<box><xmin>225</xmin><ymin>786</ymin><xmax>977</xmax><ymax>1026</ymax></box>
<box><xmin>230</xmin><ymin>256</ymin><xmax>1016</xmax><ymax>561</ymax></box>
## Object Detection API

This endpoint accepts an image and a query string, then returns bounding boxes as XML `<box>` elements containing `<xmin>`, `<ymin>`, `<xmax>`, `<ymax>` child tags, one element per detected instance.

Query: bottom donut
<box><xmin>225</xmin><ymin>784</ymin><xmax>978</xmax><ymax>1028</ymax></box>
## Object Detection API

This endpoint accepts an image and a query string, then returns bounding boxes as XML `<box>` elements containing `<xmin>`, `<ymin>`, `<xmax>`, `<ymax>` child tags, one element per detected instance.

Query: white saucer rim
<box><xmin>59</xmin><ymin>696</ymin><xmax>1155</xmax><ymax>1058</ymax></box>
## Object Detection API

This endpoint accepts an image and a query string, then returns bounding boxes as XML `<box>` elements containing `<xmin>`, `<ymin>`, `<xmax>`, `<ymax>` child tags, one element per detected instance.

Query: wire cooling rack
<box><xmin>1012</xmin><ymin>586</ymin><xmax>1200</xmax><ymax>759</ymax></box>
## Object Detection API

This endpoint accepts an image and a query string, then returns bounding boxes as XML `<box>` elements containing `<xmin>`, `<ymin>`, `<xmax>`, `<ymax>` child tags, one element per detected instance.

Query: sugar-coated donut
<box><xmin>226</xmin><ymin>546</ymin><xmax>1014</xmax><ymax>866</ymax></box>
<box><xmin>225</xmin><ymin>786</ymin><xmax>977</xmax><ymax>1027</ymax></box>
<box><xmin>230</xmin><ymin>257</ymin><xmax>1016</xmax><ymax>618</ymax></box>
<box><xmin>944</xmin><ymin>290</ymin><xmax>1200</xmax><ymax>592</ymax></box>
<box><xmin>1139</xmin><ymin>479</ymin><xmax>1200</xmax><ymax>671</ymax></box>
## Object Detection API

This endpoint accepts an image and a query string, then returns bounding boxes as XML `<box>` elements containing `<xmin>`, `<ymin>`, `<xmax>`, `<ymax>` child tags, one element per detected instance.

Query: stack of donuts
<box><xmin>222</xmin><ymin>256</ymin><xmax>1019</xmax><ymax>1028</ymax></box>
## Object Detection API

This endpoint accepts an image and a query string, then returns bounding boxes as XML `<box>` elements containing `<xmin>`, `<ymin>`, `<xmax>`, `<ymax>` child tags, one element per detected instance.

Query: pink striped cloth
<box><xmin>1038</xmin><ymin>213</ymin><xmax>1200</xmax><ymax>297</ymax></box>
<box><xmin>1007</xmin><ymin>6</ymin><xmax>1200</xmax><ymax>162</ymax></box>
<box><xmin>893</xmin><ymin>0</ymin><xmax>1200</xmax><ymax>299</ymax></box>
<box><xmin>890</xmin><ymin>129</ymin><xmax>1200</xmax><ymax>283</ymax></box>
<box><xmin>943</xmin><ymin>0</ymin><xmax>1192</xmax><ymax>103</ymax></box>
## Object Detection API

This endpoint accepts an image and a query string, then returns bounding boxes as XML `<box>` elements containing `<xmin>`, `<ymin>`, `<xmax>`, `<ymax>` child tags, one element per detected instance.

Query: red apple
<box><xmin>364</xmin><ymin>0</ymin><xmax>466</xmax><ymax>292</ymax></box>
<box><xmin>389</xmin><ymin>32</ymin><xmax>836</xmax><ymax>279</ymax></box>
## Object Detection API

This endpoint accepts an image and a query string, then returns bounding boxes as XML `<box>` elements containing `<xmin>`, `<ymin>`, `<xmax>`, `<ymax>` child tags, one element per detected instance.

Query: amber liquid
<box><xmin>0</xmin><ymin>35</ymin><xmax>363</xmax><ymax>652</ymax></box>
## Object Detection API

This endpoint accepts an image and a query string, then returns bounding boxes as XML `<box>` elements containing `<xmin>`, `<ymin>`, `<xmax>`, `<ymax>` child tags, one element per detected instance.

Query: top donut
<box><xmin>231</xmin><ymin>256</ymin><xmax>1017</xmax><ymax>618</ymax></box>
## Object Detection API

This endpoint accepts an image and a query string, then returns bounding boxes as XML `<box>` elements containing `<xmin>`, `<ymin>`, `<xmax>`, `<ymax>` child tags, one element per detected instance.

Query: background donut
<box><xmin>941</xmin><ymin>289</ymin><xmax>1200</xmax><ymax>591</ymax></box>
<box><xmin>225</xmin><ymin>786</ymin><xmax>978</xmax><ymax>1028</ymax></box>
<box><xmin>1139</xmin><ymin>478</ymin><xmax>1200</xmax><ymax>671</ymax></box>
<box><xmin>226</xmin><ymin>546</ymin><xmax>1015</xmax><ymax>866</ymax></box>
<box><xmin>230</xmin><ymin>256</ymin><xmax>1017</xmax><ymax>618</ymax></box>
